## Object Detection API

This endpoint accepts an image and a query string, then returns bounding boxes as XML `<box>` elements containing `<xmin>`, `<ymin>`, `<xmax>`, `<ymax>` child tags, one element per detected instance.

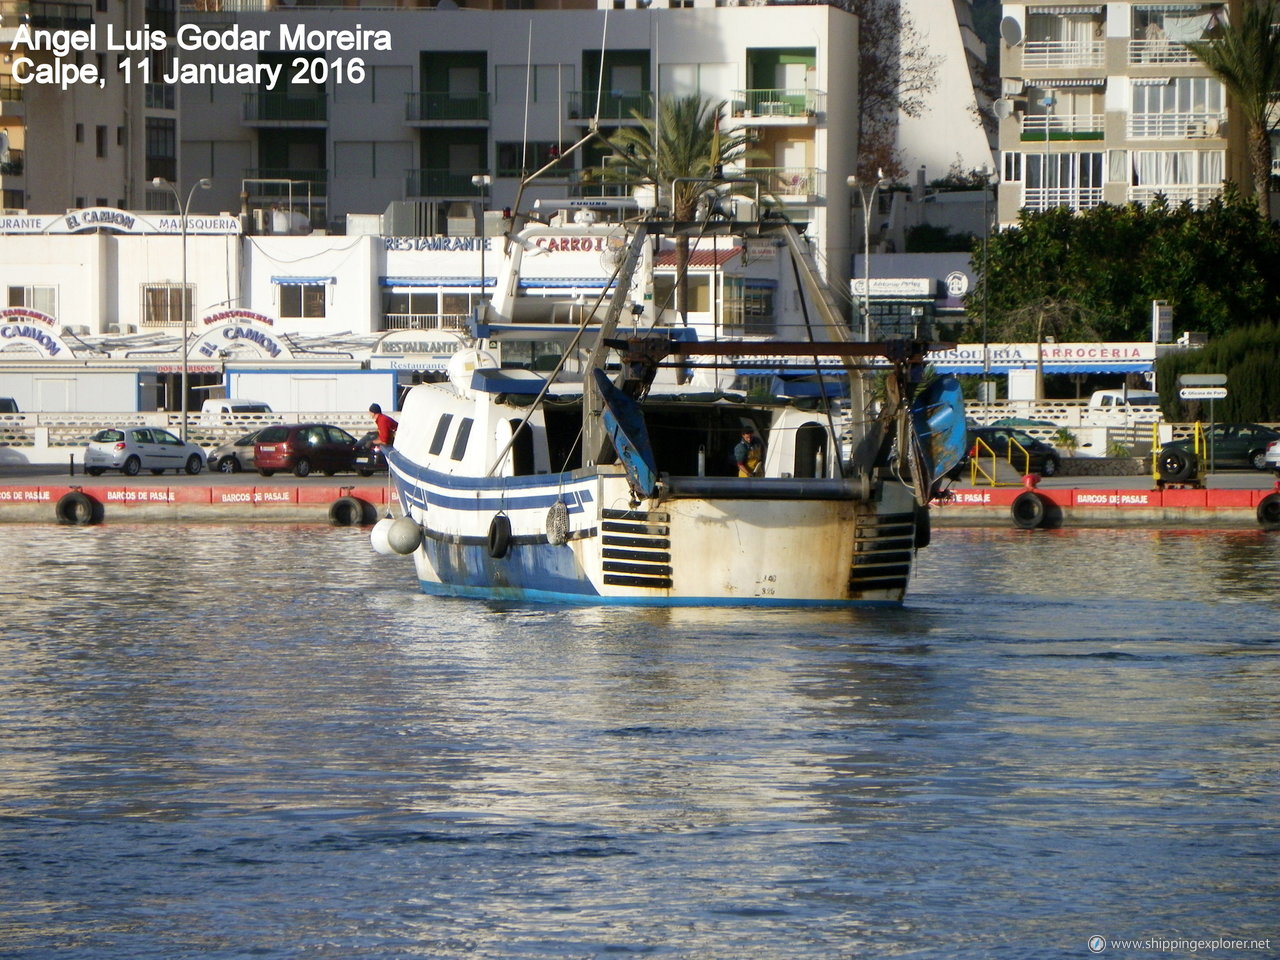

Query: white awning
<box><xmin>1037</xmin><ymin>78</ymin><xmax>1107</xmax><ymax>87</ymax></box>
<box><xmin>1131</xmin><ymin>76</ymin><xmax>1174</xmax><ymax>85</ymax></box>
<box><xmin>1029</xmin><ymin>5</ymin><xmax>1104</xmax><ymax>14</ymax></box>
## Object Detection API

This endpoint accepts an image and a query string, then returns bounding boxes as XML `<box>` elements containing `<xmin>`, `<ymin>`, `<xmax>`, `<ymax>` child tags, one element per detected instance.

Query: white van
<box><xmin>1088</xmin><ymin>389</ymin><xmax>1160</xmax><ymax>409</ymax></box>
<box><xmin>200</xmin><ymin>399</ymin><xmax>274</xmax><ymax>424</ymax></box>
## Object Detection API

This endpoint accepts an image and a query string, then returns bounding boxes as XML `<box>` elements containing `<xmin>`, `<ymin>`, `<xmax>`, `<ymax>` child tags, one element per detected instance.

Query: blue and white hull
<box><xmin>389</xmin><ymin>448</ymin><xmax>923</xmax><ymax>606</ymax></box>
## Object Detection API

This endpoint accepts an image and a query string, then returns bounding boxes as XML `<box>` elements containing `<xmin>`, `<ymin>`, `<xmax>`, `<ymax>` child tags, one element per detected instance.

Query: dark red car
<box><xmin>254</xmin><ymin>423</ymin><xmax>363</xmax><ymax>478</ymax></box>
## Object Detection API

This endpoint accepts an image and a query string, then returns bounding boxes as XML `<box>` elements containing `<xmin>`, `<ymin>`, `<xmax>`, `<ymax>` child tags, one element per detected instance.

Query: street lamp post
<box><xmin>980</xmin><ymin>164</ymin><xmax>998</xmax><ymax>400</ymax></box>
<box><xmin>847</xmin><ymin>169</ymin><xmax>883</xmax><ymax>341</ymax></box>
<box><xmin>152</xmin><ymin>175</ymin><xmax>212</xmax><ymax>441</ymax></box>
<box><xmin>471</xmin><ymin>174</ymin><xmax>492</xmax><ymax>312</ymax></box>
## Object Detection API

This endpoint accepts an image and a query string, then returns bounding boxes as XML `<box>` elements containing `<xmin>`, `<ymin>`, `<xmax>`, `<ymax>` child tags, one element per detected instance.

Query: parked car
<box><xmin>1159</xmin><ymin>422</ymin><xmax>1280</xmax><ymax>473</ymax></box>
<box><xmin>965</xmin><ymin>425</ymin><xmax>1061</xmax><ymax>477</ymax></box>
<box><xmin>84</xmin><ymin>426</ymin><xmax>206</xmax><ymax>476</ymax></box>
<box><xmin>354</xmin><ymin>430</ymin><xmax>387</xmax><ymax>476</ymax></box>
<box><xmin>208</xmin><ymin>428</ymin><xmax>265</xmax><ymax>473</ymax></box>
<box><xmin>254</xmin><ymin>423</ymin><xmax>362</xmax><ymax>478</ymax></box>
<box><xmin>1265</xmin><ymin>438</ymin><xmax>1280</xmax><ymax>477</ymax></box>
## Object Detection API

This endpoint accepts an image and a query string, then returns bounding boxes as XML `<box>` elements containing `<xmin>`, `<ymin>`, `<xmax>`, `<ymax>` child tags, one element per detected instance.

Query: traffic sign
<box><xmin>1179</xmin><ymin>373</ymin><xmax>1228</xmax><ymax>386</ymax></box>
<box><xmin>1179</xmin><ymin>386</ymin><xmax>1228</xmax><ymax>399</ymax></box>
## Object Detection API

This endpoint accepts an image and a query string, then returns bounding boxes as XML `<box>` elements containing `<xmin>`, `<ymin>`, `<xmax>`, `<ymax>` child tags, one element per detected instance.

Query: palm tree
<box><xmin>1185</xmin><ymin>0</ymin><xmax>1280</xmax><ymax>213</ymax></box>
<box><xmin>598</xmin><ymin>95</ymin><xmax>758</xmax><ymax>323</ymax></box>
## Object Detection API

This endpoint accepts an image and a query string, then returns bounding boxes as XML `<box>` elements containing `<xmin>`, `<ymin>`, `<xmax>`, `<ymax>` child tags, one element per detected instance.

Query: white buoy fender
<box><xmin>387</xmin><ymin>516</ymin><xmax>423</xmax><ymax>554</ymax></box>
<box><xmin>371</xmin><ymin>517</ymin><xmax>398</xmax><ymax>556</ymax></box>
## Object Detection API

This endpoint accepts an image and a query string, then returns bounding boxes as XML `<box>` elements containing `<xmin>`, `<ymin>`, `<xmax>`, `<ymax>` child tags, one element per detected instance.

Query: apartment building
<box><xmin>994</xmin><ymin>0</ymin><xmax>1253</xmax><ymax>225</ymax></box>
<box><xmin>167</xmin><ymin>4</ymin><xmax>863</xmax><ymax>291</ymax></box>
<box><xmin>0</xmin><ymin>0</ymin><xmax>183</xmax><ymax>215</ymax></box>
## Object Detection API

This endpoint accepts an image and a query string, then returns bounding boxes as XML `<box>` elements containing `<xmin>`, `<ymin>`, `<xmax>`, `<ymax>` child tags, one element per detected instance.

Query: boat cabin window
<box><xmin>500</xmin><ymin>339</ymin><xmax>580</xmax><ymax>375</ymax></box>
<box><xmin>451</xmin><ymin>418</ymin><xmax>474</xmax><ymax>461</ymax></box>
<box><xmin>428</xmin><ymin>414</ymin><xmax>453</xmax><ymax>456</ymax></box>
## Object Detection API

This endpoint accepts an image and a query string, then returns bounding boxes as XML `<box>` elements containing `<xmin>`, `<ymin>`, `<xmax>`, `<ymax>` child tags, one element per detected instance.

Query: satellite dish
<box><xmin>992</xmin><ymin>98</ymin><xmax>1014</xmax><ymax>120</ymax></box>
<box><xmin>1000</xmin><ymin>16</ymin><xmax>1024</xmax><ymax>47</ymax></box>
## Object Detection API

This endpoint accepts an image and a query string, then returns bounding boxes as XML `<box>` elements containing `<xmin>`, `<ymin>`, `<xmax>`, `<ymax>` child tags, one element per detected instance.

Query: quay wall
<box><xmin>3</xmin><ymin>478</ymin><xmax>1278</xmax><ymax>529</ymax></box>
<box><xmin>0</xmin><ymin>481</ymin><xmax>392</xmax><ymax>524</ymax></box>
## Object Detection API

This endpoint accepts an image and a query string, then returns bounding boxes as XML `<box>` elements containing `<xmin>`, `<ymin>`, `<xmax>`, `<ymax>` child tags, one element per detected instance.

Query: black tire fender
<box><xmin>328</xmin><ymin>496</ymin><xmax>375</xmax><ymax>527</ymax></box>
<box><xmin>1157</xmin><ymin>448</ymin><xmax>1197</xmax><ymax>483</ymax></box>
<box><xmin>1011</xmin><ymin>490</ymin><xmax>1047</xmax><ymax>530</ymax></box>
<box><xmin>487</xmin><ymin>513</ymin><xmax>512</xmax><ymax>559</ymax></box>
<box><xmin>1258</xmin><ymin>492</ymin><xmax>1280</xmax><ymax>527</ymax></box>
<box><xmin>56</xmin><ymin>491</ymin><xmax>102</xmax><ymax>526</ymax></box>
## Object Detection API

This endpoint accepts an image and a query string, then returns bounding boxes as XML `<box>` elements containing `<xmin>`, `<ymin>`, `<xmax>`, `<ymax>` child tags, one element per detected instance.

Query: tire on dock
<box><xmin>55</xmin><ymin>491</ymin><xmax>103</xmax><ymax>526</ymax></box>
<box><xmin>1010</xmin><ymin>490</ymin><xmax>1060</xmax><ymax>530</ymax></box>
<box><xmin>1257</xmin><ymin>492</ymin><xmax>1280</xmax><ymax>528</ymax></box>
<box><xmin>329</xmin><ymin>496</ymin><xmax>376</xmax><ymax>527</ymax></box>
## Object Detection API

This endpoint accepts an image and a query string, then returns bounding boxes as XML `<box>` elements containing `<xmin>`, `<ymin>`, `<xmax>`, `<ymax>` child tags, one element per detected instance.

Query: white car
<box><xmin>84</xmin><ymin>426</ymin><xmax>206</xmax><ymax>476</ymax></box>
<box><xmin>1265</xmin><ymin>438</ymin><xmax>1280</xmax><ymax>477</ymax></box>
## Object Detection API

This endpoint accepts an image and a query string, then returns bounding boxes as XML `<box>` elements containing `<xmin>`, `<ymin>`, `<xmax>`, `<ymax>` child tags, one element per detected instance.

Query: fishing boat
<box><xmin>372</xmin><ymin>198</ymin><xmax>965</xmax><ymax>606</ymax></box>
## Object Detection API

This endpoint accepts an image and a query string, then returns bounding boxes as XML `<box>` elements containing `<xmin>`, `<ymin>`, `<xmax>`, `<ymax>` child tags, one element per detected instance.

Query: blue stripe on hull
<box><xmin>416</xmin><ymin>577</ymin><xmax>900</xmax><ymax>607</ymax></box>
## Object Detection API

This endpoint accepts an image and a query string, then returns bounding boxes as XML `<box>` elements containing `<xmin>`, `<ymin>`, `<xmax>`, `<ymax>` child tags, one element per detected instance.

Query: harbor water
<box><xmin>1</xmin><ymin>524</ymin><xmax>1276</xmax><ymax>959</ymax></box>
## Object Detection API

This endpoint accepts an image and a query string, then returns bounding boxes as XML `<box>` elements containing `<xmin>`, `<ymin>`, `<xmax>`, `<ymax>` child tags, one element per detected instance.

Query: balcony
<box><xmin>242</xmin><ymin>93</ymin><xmax>327</xmax><ymax>126</ymax></box>
<box><xmin>1021</xmin><ymin>186</ymin><xmax>1104</xmax><ymax>212</ymax></box>
<box><xmin>0</xmin><ymin>148</ymin><xmax>24</xmax><ymax>178</ymax></box>
<box><xmin>737</xmin><ymin>166</ymin><xmax>824</xmax><ymax>202</ymax></box>
<box><xmin>405</xmin><ymin>92</ymin><xmax>490</xmax><ymax>125</ymax></box>
<box><xmin>1021</xmin><ymin>40</ymin><xmax>1105</xmax><ymax>70</ymax></box>
<box><xmin>569</xmin><ymin>171</ymin><xmax>643</xmax><ymax>199</ymax></box>
<box><xmin>566</xmin><ymin>90</ymin><xmax>653</xmax><ymax>123</ymax></box>
<box><xmin>243</xmin><ymin>169</ymin><xmax>328</xmax><ymax>197</ymax></box>
<box><xmin>1021</xmin><ymin>113</ymin><xmax>1104</xmax><ymax>141</ymax></box>
<box><xmin>406</xmin><ymin>169</ymin><xmax>485</xmax><ymax>199</ymax></box>
<box><xmin>383</xmin><ymin>313</ymin><xmax>469</xmax><ymax>332</ymax></box>
<box><xmin>733</xmin><ymin>88</ymin><xmax>824</xmax><ymax>123</ymax></box>
<box><xmin>1128</xmin><ymin>39</ymin><xmax>1199</xmax><ymax>65</ymax></box>
<box><xmin>0</xmin><ymin>0</ymin><xmax>93</xmax><ymax>30</ymax></box>
<box><xmin>1128</xmin><ymin>184</ymin><xmax>1221</xmax><ymax>206</ymax></box>
<box><xmin>1128</xmin><ymin>112</ymin><xmax>1224</xmax><ymax>139</ymax></box>
<box><xmin>0</xmin><ymin>79</ymin><xmax>21</xmax><ymax>120</ymax></box>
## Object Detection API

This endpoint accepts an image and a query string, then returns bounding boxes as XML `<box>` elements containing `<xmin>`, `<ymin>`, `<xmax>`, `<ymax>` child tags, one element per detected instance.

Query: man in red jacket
<box><xmin>369</xmin><ymin>403</ymin><xmax>398</xmax><ymax>448</ymax></box>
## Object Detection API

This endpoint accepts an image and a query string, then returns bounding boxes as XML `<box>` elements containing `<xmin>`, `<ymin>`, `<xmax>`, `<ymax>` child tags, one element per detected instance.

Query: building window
<box><xmin>3</xmin><ymin>189</ymin><xmax>24</xmax><ymax>209</ymax></box>
<box><xmin>722</xmin><ymin>277</ymin><xmax>776</xmax><ymax>336</ymax></box>
<box><xmin>141</xmin><ymin>283</ymin><xmax>192</xmax><ymax>327</ymax></box>
<box><xmin>75</xmin><ymin>123</ymin><xmax>84</xmax><ymax>143</ymax></box>
<box><xmin>1003</xmin><ymin>152</ymin><xmax>1023</xmax><ymax>182</ymax></box>
<box><xmin>116</xmin><ymin>126</ymin><xmax>124</xmax><ymax>147</ymax></box>
<box><xmin>280</xmin><ymin>283</ymin><xmax>327</xmax><ymax>319</ymax></box>
<box><xmin>8</xmin><ymin>284</ymin><xmax>57</xmax><ymax>315</ymax></box>
<box><xmin>96</xmin><ymin>126</ymin><xmax>107</xmax><ymax>158</ymax></box>
<box><xmin>145</xmin><ymin>118</ymin><xmax>176</xmax><ymax>182</ymax></box>
<box><xmin>496</xmin><ymin>141</ymin><xmax>568</xmax><ymax>178</ymax></box>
